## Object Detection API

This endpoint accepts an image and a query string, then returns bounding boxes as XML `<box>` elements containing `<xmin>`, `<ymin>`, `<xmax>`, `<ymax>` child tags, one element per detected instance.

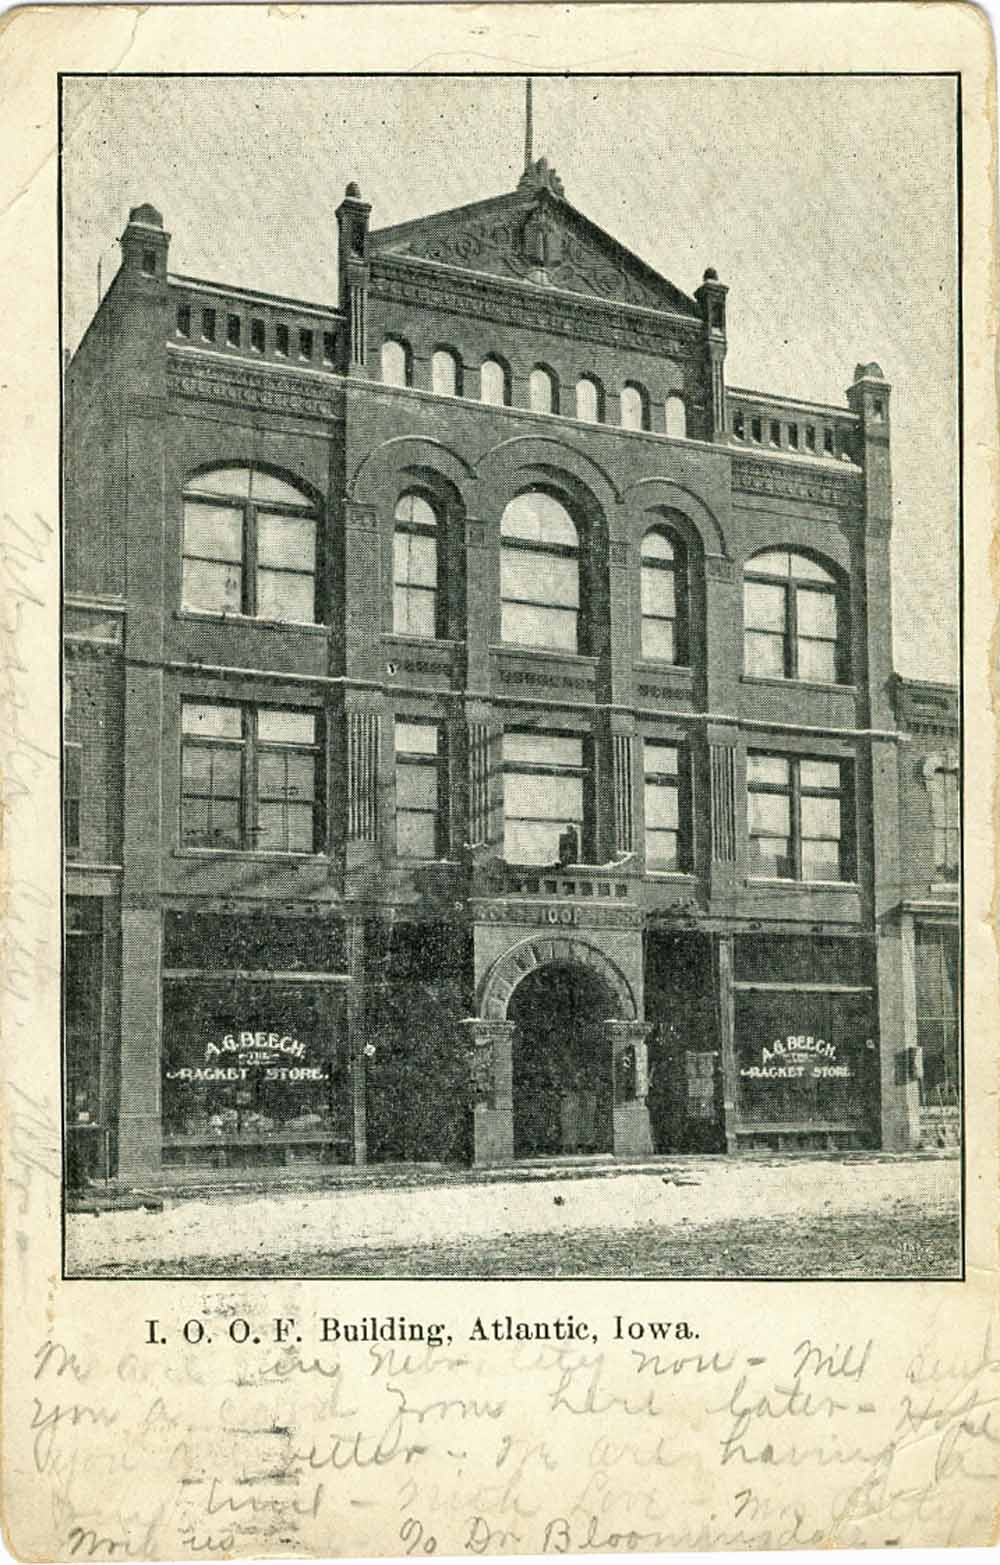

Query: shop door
<box><xmin>509</xmin><ymin>963</ymin><xmax>614</xmax><ymax>1158</ymax></box>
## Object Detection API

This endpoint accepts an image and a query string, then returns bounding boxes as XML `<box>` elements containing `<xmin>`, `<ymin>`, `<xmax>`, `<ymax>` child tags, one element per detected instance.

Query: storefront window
<box><xmin>734</xmin><ymin>989</ymin><xmax>874</xmax><ymax>1131</ymax></box>
<box><xmin>65</xmin><ymin>898</ymin><xmax>103</xmax><ymax>1126</ymax></box>
<box><xmin>162</xmin><ymin>980</ymin><xmax>349</xmax><ymax>1166</ymax></box>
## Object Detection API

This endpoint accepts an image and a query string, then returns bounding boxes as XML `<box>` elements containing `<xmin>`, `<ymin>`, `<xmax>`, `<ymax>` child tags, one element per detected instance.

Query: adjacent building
<box><xmin>63</xmin><ymin>153</ymin><xmax>961</xmax><ymax>1185</ymax></box>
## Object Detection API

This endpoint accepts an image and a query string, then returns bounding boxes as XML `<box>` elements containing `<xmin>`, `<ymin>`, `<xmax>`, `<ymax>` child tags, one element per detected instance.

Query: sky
<box><xmin>61</xmin><ymin>74</ymin><xmax>959</xmax><ymax>681</ymax></box>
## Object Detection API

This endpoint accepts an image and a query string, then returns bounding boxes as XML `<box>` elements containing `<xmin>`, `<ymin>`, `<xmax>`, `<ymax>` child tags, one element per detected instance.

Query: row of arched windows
<box><xmin>179</xmin><ymin>467</ymin><xmax>847</xmax><ymax>683</ymax></box>
<box><xmin>381</xmin><ymin>339</ymin><xmax>688</xmax><ymax>438</ymax></box>
<box><xmin>390</xmin><ymin>487</ymin><xmax>846</xmax><ymax>677</ymax></box>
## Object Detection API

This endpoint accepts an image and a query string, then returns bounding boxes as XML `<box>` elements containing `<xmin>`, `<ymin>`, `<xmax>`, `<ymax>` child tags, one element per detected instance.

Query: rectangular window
<box><xmin>201</xmin><ymin>308</ymin><xmax>216</xmax><ymax>343</ymax></box>
<box><xmin>64</xmin><ymin>743</ymin><xmax>82</xmax><ymax>853</ymax></box>
<box><xmin>823</xmin><ymin>426</ymin><xmax>835</xmax><ymax>455</ymax></box>
<box><xmin>141</xmin><ymin>248</ymin><xmax>157</xmax><ymax>276</ymax></box>
<box><xmin>840</xmin><ymin>428</ymin><xmax>854</xmax><ymax>461</ymax></box>
<box><xmin>182</xmin><ymin>500</ymin><xmax>244</xmax><ymax>614</ymax></box>
<box><xmin>931</xmin><ymin>767</ymin><xmax>960</xmax><ymax>879</ymax></box>
<box><xmin>227</xmin><ymin>314</ymin><xmax>241</xmax><ymax>347</ymax></box>
<box><xmin>393</xmin><ymin>530</ymin><xmax>438</xmax><ymax>637</ymax></box>
<box><xmin>733</xmin><ymin>410</ymin><xmax>745</xmax><ymax>439</ymax></box>
<box><xmin>804</xmin><ymin>424</ymin><xmax>816</xmax><ymax>452</ymax></box>
<box><xmin>395</xmin><ymin>721</ymin><xmax>442</xmax><ymax>860</ymax></box>
<box><xmin>915</xmin><ymin>925</ymin><xmax>959</xmax><ymax>1106</ymax></box>
<box><xmin>299</xmin><ymin>329</ymin><xmax>313</xmax><ymax>360</ymax></box>
<box><xmin>750</xmin><ymin>417</ymin><xmax>762</xmax><ymax>443</ymax></box>
<box><xmin>643</xmin><ymin>741</ymin><xmax>690</xmax><ymax>871</ymax></box>
<box><xmin>500</xmin><ymin>549</ymin><xmax>579</xmax><ymax>652</ymax></box>
<box><xmin>176</xmin><ymin>304</ymin><xmax>191</xmax><ymax>338</ymax></box>
<box><xmin>323</xmin><ymin>332</ymin><xmax>336</xmax><ymax>364</ymax></box>
<box><xmin>747</xmin><ymin>752</ymin><xmax>852</xmax><ymax>883</ymax></box>
<box><xmin>744</xmin><ymin>579</ymin><xmax>787</xmax><ymax>678</ymax></box>
<box><xmin>275</xmin><ymin>323</ymin><xmax>289</xmax><ymax>357</ymax></box>
<box><xmin>503</xmin><ymin>732</ymin><xmax>587</xmax><ymax>866</ymax></box>
<box><xmin>181</xmin><ymin>702</ymin><xmax>322</xmax><ymax>854</ymax></box>
<box><xmin>787</xmin><ymin>422</ymin><xmax>799</xmax><ymax>449</ymax></box>
<box><xmin>769</xmin><ymin>420</ymin><xmax>781</xmax><ymax>447</ymax></box>
<box><xmin>250</xmin><ymin>318</ymin><xmax>266</xmax><ymax>353</ymax></box>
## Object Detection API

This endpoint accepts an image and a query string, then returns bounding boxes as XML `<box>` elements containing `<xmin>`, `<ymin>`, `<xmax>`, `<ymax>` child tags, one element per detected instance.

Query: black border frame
<box><xmin>58</xmin><ymin>67</ymin><xmax>965</xmax><ymax>1284</ymax></box>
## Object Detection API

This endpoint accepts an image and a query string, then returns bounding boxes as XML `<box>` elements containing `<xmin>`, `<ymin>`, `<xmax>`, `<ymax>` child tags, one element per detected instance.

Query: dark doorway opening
<box><xmin>509</xmin><ymin>963</ymin><xmax>615</xmax><ymax>1158</ymax></box>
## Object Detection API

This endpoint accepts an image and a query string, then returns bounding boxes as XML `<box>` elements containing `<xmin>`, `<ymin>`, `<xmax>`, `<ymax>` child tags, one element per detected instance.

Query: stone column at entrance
<box><xmin>460</xmin><ymin>1018</ymin><xmax>515</xmax><ymax>1164</ymax></box>
<box><xmin>605</xmin><ymin>1020</ymin><xmax>653</xmax><ymax>1156</ymax></box>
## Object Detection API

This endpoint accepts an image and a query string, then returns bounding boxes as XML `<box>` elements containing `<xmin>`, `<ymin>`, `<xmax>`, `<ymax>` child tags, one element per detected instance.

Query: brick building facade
<box><xmin>62</xmin><ymin>157</ymin><xmax>960</xmax><ymax>1184</ymax></box>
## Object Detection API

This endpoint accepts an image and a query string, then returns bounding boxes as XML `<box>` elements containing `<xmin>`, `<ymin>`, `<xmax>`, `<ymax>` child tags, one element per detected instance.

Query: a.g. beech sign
<box><xmin>739</xmin><ymin>1035</ymin><xmax>853</xmax><ymax>1081</ymax></box>
<box><xmin>165</xmin><ymin>1030</ymin><xmax>328</xmax><ymax>1083</ymax></box>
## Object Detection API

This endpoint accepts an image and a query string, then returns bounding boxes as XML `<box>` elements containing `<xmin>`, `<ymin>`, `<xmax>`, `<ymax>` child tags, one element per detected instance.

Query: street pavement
<box><xmin>66</xmin><ymin>1151</ymin><xmax>961</xmax><ymax>1279</ymax></box>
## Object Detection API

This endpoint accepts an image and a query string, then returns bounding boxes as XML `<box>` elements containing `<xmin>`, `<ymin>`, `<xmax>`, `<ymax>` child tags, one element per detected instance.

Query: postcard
<box><xmin>1</xmin><ymin>3</ymin><xmax>997</xmax><ymax>1557</ymax></box>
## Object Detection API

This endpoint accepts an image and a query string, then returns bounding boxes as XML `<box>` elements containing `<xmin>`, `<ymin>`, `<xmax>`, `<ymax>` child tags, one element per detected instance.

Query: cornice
<box><xmin>369</xmin><ymin>257</ymin><xmax>703</xmax><ymax>359</ymax></box>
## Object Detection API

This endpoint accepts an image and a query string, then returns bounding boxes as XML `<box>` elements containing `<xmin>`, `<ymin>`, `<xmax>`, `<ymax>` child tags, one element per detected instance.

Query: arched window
<box><xmin>665</xmin><ymin>395</ymin><xmax>687</xmax><ymax>439</ymax></box>
<box><xmin>393</xmin><ymin>493</ymin><xmax>439</xmax><ymax>638</ymax></box>
<box><xmin>641</xmin><ymin>528</ymin><xmax>687</xmax><ymax>662</ymax></box>
<box><xmin>529</xmin><ymin>366</ymin><xmax>557</xmax><ymax>415</ymax></box>
<box><xmin>620</xmin><ymin>383</ymin><xmax>648</xmax><ymax>432</ymax></box>
<box><xmin>480</xmin><ymin>357</ymin><xmax>509</xmax><ymax>407</ymax></box>
<box><xmin>575</xmin><ymin>377</ymin><xmax>601</xmax><ymax>423</ymax></box>
<box><xmin>182</xmin><ymin>466</ymin><xmax>318</xmax><ymax>623</ymax></box>
<box><xmin>744</xmin><ymin>549</ymin><xmax>843</xmax><ymax>683</ymax></box>
<box><xmin>381</xmin><ymin>338</ymin><xmax>411</xmax><ymax>387</ymax></box>
<box><xmin>501</xmin><ymin>491</ymin><xmax>579</xmax><ymax>652</ymax></box>
<box><xmin>431</xmin><ymin>348</ymin><xmax>461</xmax><ymax>397</ymax></box>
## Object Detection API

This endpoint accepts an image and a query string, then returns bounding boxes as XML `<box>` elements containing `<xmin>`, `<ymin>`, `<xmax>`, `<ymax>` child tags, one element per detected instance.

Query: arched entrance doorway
<box><xmin>508</xmin><ymin>962</ymin><xmax>617</xmax><ymax>1158</ymax></box>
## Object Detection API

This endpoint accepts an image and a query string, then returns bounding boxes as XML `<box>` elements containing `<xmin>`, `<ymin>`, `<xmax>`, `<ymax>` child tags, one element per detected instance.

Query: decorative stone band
<box><xmin>167</xmin><ymin>357</ymin><xmax>342</xmax><ymax>420</ymax></box>
<box><xmin>731</xmin><ymin>459</ymin><xmax>861</xmax><ymax>506</ymax></box>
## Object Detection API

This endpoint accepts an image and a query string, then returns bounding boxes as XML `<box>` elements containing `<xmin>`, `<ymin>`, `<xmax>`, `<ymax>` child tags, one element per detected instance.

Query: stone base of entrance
<box><xmin>472</xmin><ymin>1105</ymin><xmax>514</xmax><ymax>1164</ymax></box>
<box><xmin>613</xmin><ymin>1101</ymin><xmax>653</xmax><ymax>1157</ymax></box>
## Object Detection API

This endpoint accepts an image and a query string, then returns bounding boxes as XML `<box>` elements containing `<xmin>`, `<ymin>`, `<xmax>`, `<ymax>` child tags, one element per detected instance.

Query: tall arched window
<box><xmin>620</xmin><ymin>383</ymin><xmax>648</xmax><ymax>431</ymax></box>
<box><xmin>381</xmin><ymin>338</ymin><xmax>411</xmax><ymax>387</ymax></box>
<box><xmin>641</xmin><ymin>528</ymin><xmax>687</xmax><ymax>662</ymax></box>
<box><xmin>480</xmin><ymin>357</ymin><xmax>509</xmax><ymax>406</ymax></box>
<box><xmin>744</xmin><ymin>549</ymin><xmax>843</xmax><ymax>683</ymax></box>
<box><xmin>182</xmin><ymin>466</ymin><xmax>318</xmax><ymax>623</ymax></box>
<box><xmin>665</xmin><ymin>394</ymin><xmax>687</xmax><ymax>439</ymax></box>
<box><xmin>393</xmin><ymin>493</ymin><xmax>439</xmax><ymax>638</ymax></box>
<box><xmin>501</xmin><ymin>491</ymin><xmax>579</xmax><ymax>652</ymax></box>
<box><xmin>575</xmin><ymin>377</ymin><xmax>601</xmax><ymax>423</ymax></box>
<box><xmin>529</xmin><ymin>366</ymin><xmax>557</xmax><ymax>415</ymax></box>
<box><xmin>431</xmin><ymin>348</ymin><xmax>461</xmax><ymax>397</ymax></box>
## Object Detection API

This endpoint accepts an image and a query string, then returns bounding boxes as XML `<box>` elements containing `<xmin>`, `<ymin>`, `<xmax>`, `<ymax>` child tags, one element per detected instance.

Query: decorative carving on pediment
<box><xmin>399</xmin><ymin>209</ymin><xmax>670</xmax><ymax>312</ymax></box>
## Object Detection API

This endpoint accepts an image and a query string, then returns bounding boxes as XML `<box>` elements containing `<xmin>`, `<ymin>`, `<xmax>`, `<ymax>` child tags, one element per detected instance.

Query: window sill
<box><xmin>634</xmin><ymin>660</ymin><xmax>694</xmax><ymax>675</ymax></box>
<box><xmin>740</xmin><ymin>674</ymin><xmax>856</xmax><ymax>695</ymax></box>
<box><xmin>492</xmin><ymin>643</ymin><xmax>599</xmax><ymax>666</ymax></box>
<box><xmin>746</xmin><ymin>877</ymin><xmax>860</xmax><ymax>890</ymax></box>
<box><xmin>646</xmin><ymin>870</ymin><xmax>697</xmax><ymax>881</ymax></box>
<box><xmin>175</xmin><ymin>610</ymin><xmax>328</xmax><ymax>635</ymax></box>
<box><xmin>384</xmin><ymin>633</ymin><xmax>465</xmax><ymax>649</ymax></box>
<box><xmin>173</xmin><ymin>849</ymin><xmax>330</xmax><ymax>863</ymax></box>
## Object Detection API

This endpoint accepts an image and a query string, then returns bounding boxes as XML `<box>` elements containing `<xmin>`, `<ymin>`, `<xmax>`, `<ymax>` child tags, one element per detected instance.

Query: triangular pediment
<box><xmin>369</xmin><ymin>174</ymin><xmax>700</xmax><ymax>318</ymax></box>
